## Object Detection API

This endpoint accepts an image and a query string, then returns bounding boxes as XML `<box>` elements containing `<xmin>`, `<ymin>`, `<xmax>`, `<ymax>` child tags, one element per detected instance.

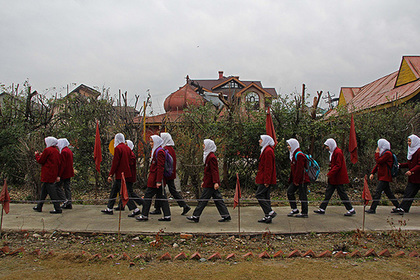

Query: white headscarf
<box><xmin>160</xmin><ymin>132</ymin><xmax>175</xmax><ymax>147</ymax></box>
<box><xmin>45</xmin><ymin>136</ymin><xmax>58</xmax><ymax>148</ymax></box>
<box><xmin>57</xmin><ymin>138</ymin><xmax>70</xmax><ymax>153</ymax></box>
<box><xmin>324</xmin><ymin>138</ymin><xmax>337</xmax><ymax>161</ymax></box>
<box><xmin>126</xmin><ymin>140</ymin><xmax>134</xmax><ymax>150</ymax></box>
<box><xmin>150</xmin><ymin>135</ymin><xmax>163</xmax><ymax>159</ymax></box>
<box><xmin>407</xmin><ymin>134</ymin><xmax>420</xmax><ymax>160</ymax></box>
<box><xmin>203</xmin><ymin>139</ymin><xmax>217</xmax><ymax>164</ymax></box>
<box><xmin>377</xmin><ymin>139</ymin><xmax>391</xmax><ymax>156</ymax></box>
<box><xmin>286</xmin><ymin>138</ymin><xmax>300</xmax><ymax>161</ymax></box>
<box><xmin>260</xmin><ymin>135</ymin><xmax>275</xmax><ymax>155</ymax></box>
<box><xmin>114</xmin><ymin>133</ymin><xmax>125</xmax><ymax>148</ymax></box>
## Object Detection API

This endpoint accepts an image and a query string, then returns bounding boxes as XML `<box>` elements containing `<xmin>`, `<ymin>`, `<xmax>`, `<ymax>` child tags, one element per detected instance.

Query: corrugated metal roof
<box><xmin>326</xmin><ymin>56</ymin><xmax>420</xmax><ymax>117</ymax></box>
<box><xmin>348</xmin><ymin>70</ymin><xmax>420</xmax><ymax>112</ymax></box>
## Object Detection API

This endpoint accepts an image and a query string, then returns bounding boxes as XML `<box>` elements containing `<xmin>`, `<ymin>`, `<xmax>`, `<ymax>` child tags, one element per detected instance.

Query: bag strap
<box><xmin>294</xmin><ymin>151</ymin><xmax>304</xmax><ymax>161</ymax></box>
<box><xmin>383</xmin><ymin>149</ymin><xmax>394</xmax><ymax>170</ymax></box>
<box><xmin>155</xmin><ymin>147</ymin><xmax>164</xmax><ymax>159</ymax></box>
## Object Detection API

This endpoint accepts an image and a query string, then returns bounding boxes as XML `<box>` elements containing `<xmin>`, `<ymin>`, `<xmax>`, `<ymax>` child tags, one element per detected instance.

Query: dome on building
<box><xmin>164</xmin><ymin>83</ymin><xmax>206</xmax><ymax>112</ymax></box>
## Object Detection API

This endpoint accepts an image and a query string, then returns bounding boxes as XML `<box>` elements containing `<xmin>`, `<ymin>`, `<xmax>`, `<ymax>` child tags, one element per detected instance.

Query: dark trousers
<box><xmin>56</xmin><ymin>178</ymin><xmax>72</xmax><ymax>205</ymax></box>
<box><xmin>36</xmin><ymin>182</ymin><xmax>61</xmax><ymax>211</ymax></box>
<box><xmin>287</xmin><ymin>183</ymin><xmax>308</xmax><ymax>214</ymax></box>
<box><xmin>370</xmin><ymin>180</ymin><xmax>399</xmax><ymax>210</ymax></box>
<box><xmin>256</xmin><ymin>184</ymin><xmax>274</xmax><ymax>215</ymax></box>
<box><xmin>106</xmin><ymin>179</ymin><xmax>121</xmax><ymax>209</ymax></box>
<box><xmin>319</xmin><ymin>183</ymin><xmax>353</xmax><ymax>211</ymax></box>
<box><xmin>154</xmin><ymin>179</ymin><xmax>187</xmax><ymax>210</ymax></box>
<box><xmin>125</xmin><ymin>182</ymin><xmax>144</xmax><ymax>211</ymax></box>
<box><xmin>399</xmin><ymin>182</ymin><xmax>420</xmax><ymax>212</ymax></box>
<box><xmin>141</xmin><ymin>186</ymin><xmax>171</xmax><ymax>217</ymax></box>
<box><xmin>192</xmin><ymin>188</ymin><xmax>230</xmax><ymax>218</ymax></box>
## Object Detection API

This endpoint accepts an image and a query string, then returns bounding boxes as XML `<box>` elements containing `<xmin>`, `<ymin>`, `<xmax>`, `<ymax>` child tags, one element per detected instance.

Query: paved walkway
<box><xmin>2</xmin><ymin>204</ymin><xmax>419</xmax><ymax>235</ymax></box>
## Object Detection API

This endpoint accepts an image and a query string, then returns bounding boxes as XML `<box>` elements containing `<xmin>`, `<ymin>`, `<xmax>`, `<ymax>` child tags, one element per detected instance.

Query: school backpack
<box><xmin>295</xmin><ymin>151</ymin><xmax>320</xmax><ymax>182</ymax></box>
<box><xmin>385</xmin><ymin>150</ymin><xmax>399</xmax><ymax>177</ymax></box>
<box><xmin>155</xmin><ymin>147</ymin><xmax>174</xmax><ymax>177</ymax></box>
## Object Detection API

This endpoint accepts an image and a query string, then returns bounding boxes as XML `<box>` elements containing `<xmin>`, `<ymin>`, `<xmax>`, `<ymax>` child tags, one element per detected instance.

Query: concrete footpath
<box><xmin>2</xmin><ymin>204</ymin><xmax>419</xmax><ymax>235</ymax></box>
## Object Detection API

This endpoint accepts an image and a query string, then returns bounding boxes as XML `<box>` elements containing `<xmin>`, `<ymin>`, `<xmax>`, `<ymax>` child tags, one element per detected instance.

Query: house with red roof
<box><xmin>135</xmin><ymin>71</ymin><xmax>277</xmax><ymax>135</ymax></box>
<box><xmin>326</xmin><ymin>56</ymin><xmax>420</xmax><ymax>117</ymax></box>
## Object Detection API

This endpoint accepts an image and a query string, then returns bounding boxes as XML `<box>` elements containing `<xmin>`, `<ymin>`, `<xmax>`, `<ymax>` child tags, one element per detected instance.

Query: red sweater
<box><xmin>400</xmin><ymin>148</ymin><xmax>420</xmax><ymax>184</ymax></box>
<box><xmin>327</xmin><ymin>147</ymin><xmax>350</xmax><ymax>185</ymax></box>
<box><xmin>36</xmin><ymin>146</ymin><xmax>60</xmax><ymax>183</ymax></box>
<box><xmin>256</xmin><ymin>146</ymin><xmax>277</xmax><ymax>185</ymax></box>
<box><xmin>202</xmin><ymin>152</ymin><xmax>220</xmax><ymax>188</ymax></box>
<box><xmin>109</xmin><ymin>143</ymin><xmax>132</xmax><ymax>180</ymax></box>
<box><xmin>59</xmin><ymin>147</ymin><xmax>74</xmax><ymax>179</ymax></box>
<box><xmin>126</xmin><ymin>151</ymin><xmax>136</xmax><ymax>183</ymax></box>
<box><xmin>147</xmin><ymin>148</ymin><xmax>165</xmax><ymax>188</ymax></box>
<box><xmin>371</xmin><ymin>151</ymin><xmax>392</xmax><ymax>182</ymax></box>
<box><xmin>288</xmin><ymin>149</ymin><xmax>310</xmax><ymax>185</ymax></box>
<box><xmin>164</xmin><ymin>146</ymin><xmax>176</xmax><ymax>180</ymax></box>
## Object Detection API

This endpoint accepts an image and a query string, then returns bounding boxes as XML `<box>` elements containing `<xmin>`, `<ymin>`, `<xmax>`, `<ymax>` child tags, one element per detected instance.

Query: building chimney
<box><xmin>218</xmin><ymin>71</ymin><xmax>224</xmax><ymax>79</ymax></box>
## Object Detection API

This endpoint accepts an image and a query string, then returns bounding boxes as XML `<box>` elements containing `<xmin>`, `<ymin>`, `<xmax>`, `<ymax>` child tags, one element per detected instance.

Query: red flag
<box><xmin>120</xmin><ymin>172</ymin><xmax>129</xmax><ymax>207</ymax></box>
<box><xmin>349</xmin><ymin>114</ymin><xmax>358</xmax><ymax>164</ymax></box>
<box><xmin>265</xmin><ymin>106</ymin><xmax>278</xmax><ymax>147</ymax></box>
<box><xmin>0</xmin><ymin>179</ymin><xmax>10</xmax><ymax>214</ymax></box>
<box><xmin>233</xmin><ymin>173</ymin><xmax>241</xmax><ymax>209</ymax></box>
<box><xmin>94</xmin><ymin>120</ymin><xmax>102</xmax><ymax>172</ymax></box>
<box><xmin>362</xmin><ymin>175</ymin><xmax>372</xmax><ymax>206</ymax></box>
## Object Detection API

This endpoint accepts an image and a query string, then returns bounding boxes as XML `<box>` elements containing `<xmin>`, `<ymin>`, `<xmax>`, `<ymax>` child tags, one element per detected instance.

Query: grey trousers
<box><xmin>192</xmin><ymin>188</ymin><xmax>230</xmax><ymax>218</ymax></box>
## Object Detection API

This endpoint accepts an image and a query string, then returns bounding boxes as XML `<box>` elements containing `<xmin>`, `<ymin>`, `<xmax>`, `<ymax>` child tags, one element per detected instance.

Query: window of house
<box><xmin>221</xmin><ymin>81</ymin><xmax>241</xmax><ymax>89</ymax></box>
<box><xmin>245</xmin><ymin>92</ymin><xmax>259</xmax><ymax>109</ymax></box>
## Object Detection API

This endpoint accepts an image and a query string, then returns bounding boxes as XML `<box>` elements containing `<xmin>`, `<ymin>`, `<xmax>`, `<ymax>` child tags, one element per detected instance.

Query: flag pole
<box><xmin>362</xmin><ymin>174</ymin><xmax>372</xmax><ymax>232</ymax></box>
<box><xmin>0</xmin><ymin>206</ymin><xmax>4</xmax><ymax>236</ymax></box>
<box><xmin>118</xmin><ymin>189</ymin><xmax>122</xmax><ymax>237</ymax></box>
<box><xmin>238</xmin><ymin>200</ymin><xmax>241</xmax><ymax>237</ymax></box>
<box><xmin>362</xmin><ymin>204</ymin><xmax>366</xmax><ymax>232</ymax></box>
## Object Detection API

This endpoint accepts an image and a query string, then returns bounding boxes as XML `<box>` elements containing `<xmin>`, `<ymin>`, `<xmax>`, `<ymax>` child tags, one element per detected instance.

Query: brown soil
<box><xmin>1</xmin><ymin>228</ymin><xmax>419</xmax><ymax>279</ymax></box>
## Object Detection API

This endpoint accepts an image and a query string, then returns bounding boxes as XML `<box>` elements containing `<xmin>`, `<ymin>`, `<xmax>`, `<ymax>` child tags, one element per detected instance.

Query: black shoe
<box><xmin>50</xmin><ymin>210</ymin><xmax>62</xmax><ymax>214</ymax></box>
<box><xmin>114</xmin><ymin>206</ymin><xmax>125</xmax><ymax>211</ymax></box>
<box><xmin>186</xmin><ymin>216</ymin><xmax>199</xmax><ymax>223</ymax></box>
<box><xmin>295</xmin><ymin>214</ymin><xmax>308</xmax><ymax>218</ymax></box>
<box><xmin>150</xmin><ymin>210</ymin><xmax>162</xmax><ymax>215</ymax></box>
<box><xmin>33</xmin><ymin>206</ymin><xmax>42</xmax><ymax>212</ymax></box>
<box><xmin>258</xmin><ymin>216</ymin><xmax>272</xmax><ymax>223</ymax></box>
<box><xmin>181</xmin><ymin>205</ymin><xmax>191</xmax><ymax>215</ymax></box>
<box><xmin>269</xmin><ymin>212</ymin><xmax>277</xmax><ymax>219</ymax></box>
<box><xmin>62</xmin><ymin>204</ymin><xmax>72</xmax><ymax>209</ymax></box>
<box><xmin>218</xmin><ymin>216</ymin><xmax>231</xmax><ymax>222</ymax></box>
<box><xmin>365</xmin><ymin>209</ymin><xmax>376</xmax><ymax>214</ymax></box>
<box><xmin>344</xmin><ymin>209</ymin><xmax>356</xmax><ymax>216</ymax></box>
<box><xmin>101</xmin><ymin>209</ymin><xmax>113</xmax><ymax>215</ymax></box>
<box><xmin>287</xmin><ymin>209</ymin><xmax>299</xmax><ymax>217</ymax></box>
<box><xmin>128</xmin><ymin>209</ymin><xmax>141</xmax><ymax>217</ymax></box>
<box><xmin>158</xmin><ymin>217</ymin><xmax>171</xmax><ymax>221</ymax></box>
<box><xmin>391</xmin><ymin>208</ymin><xmax>405</xmax><ymax>215</ymax></box>
<box><xmin>314</xmin><ymin>209</ymin><xmax>325</xmax><ymax>214</ymax></box>
<box><xmin>136</xmin><ymin>215</ymin><xmax>149</xmax><ymax>221</ymax></box>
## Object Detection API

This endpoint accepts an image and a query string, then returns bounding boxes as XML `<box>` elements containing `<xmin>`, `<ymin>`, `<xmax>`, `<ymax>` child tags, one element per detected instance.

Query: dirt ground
<box><xmin>4</xmin><ymin>184</ymin><xmax>420</xmax><ymax>279</ymax></box>
<box><xmin>1</xmin><ymin>229</ymin><xmax>419</xmax><ymax>279</ymax></box>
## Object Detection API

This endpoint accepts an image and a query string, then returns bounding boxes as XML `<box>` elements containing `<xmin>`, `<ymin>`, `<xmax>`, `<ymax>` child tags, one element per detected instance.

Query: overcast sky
<box><xmin>1</xmin><ymin>0</ymin><xmax>419</xmax><ymax>114</ymax></box>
